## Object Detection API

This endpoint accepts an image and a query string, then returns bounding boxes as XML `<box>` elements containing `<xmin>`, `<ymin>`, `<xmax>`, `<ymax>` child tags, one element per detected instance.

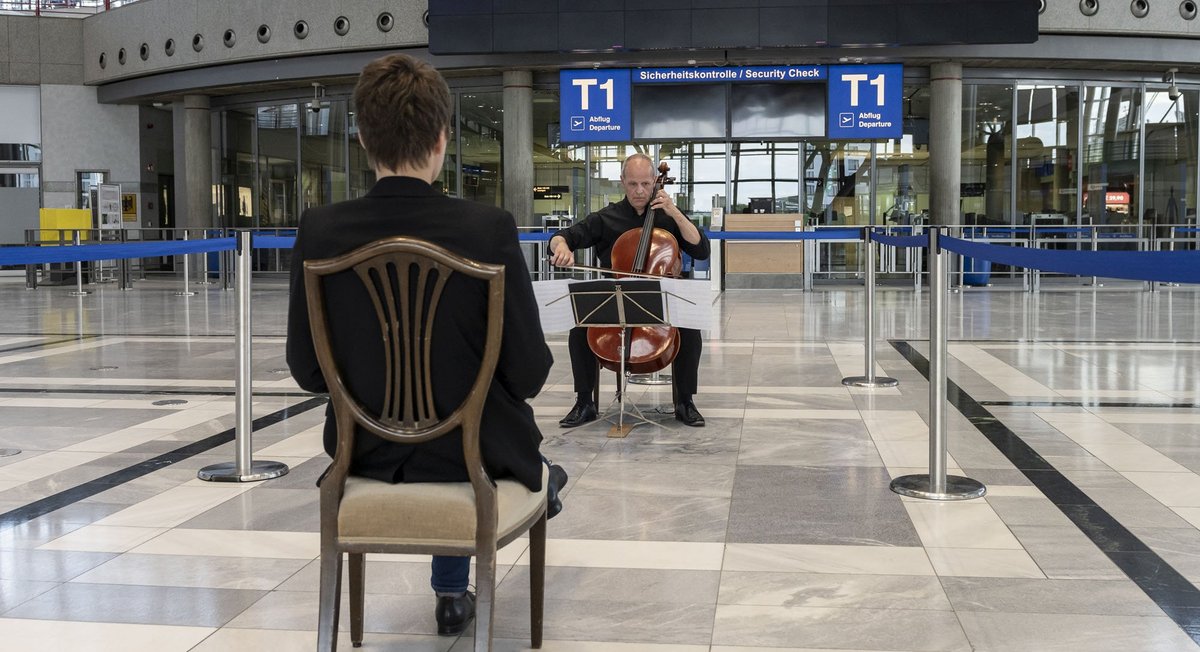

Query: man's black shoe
<box><xmin>547</xmin><ymin>463</ymin><xmax>568</xmax><ymax>519</ymax></box>
<box><xmin>674</xmin><ymin>400</ymin><xmax>705</xmax><ymax>427</ymax></box>
<box><xmin>435</xmin><ymin>590</ymin><xmax>475</xmax><ymax>636</ymax></box>
<box><xmin>558</xmin><ymin>399</ymin><xmax>597</xmax><ymax>428</ymax></box>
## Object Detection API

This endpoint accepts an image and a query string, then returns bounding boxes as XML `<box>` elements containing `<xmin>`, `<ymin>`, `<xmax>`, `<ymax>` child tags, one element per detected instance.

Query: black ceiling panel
<box><xmin>428</xmin><ymin>0</ymin><xmax>1038</xmax><ymax>55</ymax></box>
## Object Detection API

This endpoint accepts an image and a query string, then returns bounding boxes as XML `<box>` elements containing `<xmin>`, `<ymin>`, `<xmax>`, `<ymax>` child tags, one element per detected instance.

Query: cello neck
<box><xmin>631</xmin><ymin>162</ymin><xmax>670</xmax><ymax>273</ymax></box>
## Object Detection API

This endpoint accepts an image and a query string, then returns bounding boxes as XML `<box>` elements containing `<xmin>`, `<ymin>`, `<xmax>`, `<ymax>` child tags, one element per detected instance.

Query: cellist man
<box><xmin>548</xmin><ymin>153</ymin><xmax>711</xmax><ymax>428</ymax></box>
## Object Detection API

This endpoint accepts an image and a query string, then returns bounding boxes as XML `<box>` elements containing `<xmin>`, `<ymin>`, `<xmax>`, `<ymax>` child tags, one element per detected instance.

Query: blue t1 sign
<box><xmin>559</xmin><ymin>69</ymin><xmax>631</xmax><ymax>143</ymax></box>
<box><xmin>827</xmin><ymin>64</ymin><xmax>903</xmax><ymax>140</ymax></box>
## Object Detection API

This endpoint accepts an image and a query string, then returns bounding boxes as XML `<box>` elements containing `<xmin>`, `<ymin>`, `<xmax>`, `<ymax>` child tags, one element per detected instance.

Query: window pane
<box><xmin>460</xmin><ymin>92</ymin><xmax>503</xmax><ymax>207</ymax></box>
<box><xmin>1016</xmin><ymin>84</ymin><xmax>1079</xmax><ymax>226</ymax></box>
<box><xmin>1144</xmin><ymin>88</ymin><xmax>1197</xmax><ymax>238</ymax></box>
<box><xmin>1083</xmin><ymin>85</ymin><xmax>1142</xmax><ymax>231</ymax></box>
<box><xmin>963</xmin><ymin>84</ymin><xmax>1013</xmax><ymax>225</ymax></box>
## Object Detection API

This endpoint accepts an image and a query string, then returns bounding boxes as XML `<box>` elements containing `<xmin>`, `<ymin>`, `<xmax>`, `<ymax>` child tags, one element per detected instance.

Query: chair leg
<box><xmin>529</xmin><ymin>514</ymin><xmax>547</xmax><ymax>649</ymax></box>
<box><xmin>317</xmin><ymin>542</ymin><xmax>343</xmax><ymax>652</ymax></box>
<box><xmin>349</xmin><ymin>552</ymin><xmax>365</xmax><ymax>647</ymax></box>
<box><xmin>474</xmin><ymin>545</ymin><xmax>498</xmax><ymax>652</ymax></box>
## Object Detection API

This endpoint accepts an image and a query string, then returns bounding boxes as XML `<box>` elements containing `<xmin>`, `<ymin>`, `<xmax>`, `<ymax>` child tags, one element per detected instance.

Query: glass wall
<box><xmin>257</xmin><ymin>104</ymin><xmax>298</xmax><ymax>228</ymax></box>
<box><xmin>1016</xmin><ymin>84</ymin><xmax>1079</xmax><ymax>226</ymax></box>
<box><xmin>963</xmin><ymin>84</ymin><xmax>1013</xmax><ymax>225</ymax></box>
<box><xmin>1083</xmin><ymin>85</ymin><xmax>1142</xmax><ymax>230</ymax></box>
<box><xmin>877</xmin><ymin>84</ymin><xmax>931</xmax><ymax>226</ymax></box>
<box><xmin>730</xmin><ymin>142</ymin><xmax>798</xmax><ymax>216</ymax></box>
<box><xmin>1144</xmin><ymin>87</ymin><xmax>1198</xmax><ymax>237</ymax></box>
<box><xmin>211</xmin><ymin>71</ymin><xmax>1200</xmax><ymax>279</ymax></box>
<box><xmin>459</xmin><ymin>92</ymin><xmax>503</xmax><ymax>207</ymax></box>
<box><xmin>301</xmin><ymin>100</ymin><xmax>348</xmax><ymax>211</ymax></box>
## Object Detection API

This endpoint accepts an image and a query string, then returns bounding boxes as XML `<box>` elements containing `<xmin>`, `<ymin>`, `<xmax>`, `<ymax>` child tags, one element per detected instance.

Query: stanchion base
<box><xmin>68</xmin><ymin>291</ymin><xmax>91</xmax><ymax>296</ymax></box>
<box><xmin>197</xmin><ymin>460</ymin><xmax>289</xmax><ymax>482</ymax></box>
<box><xmin>0</xmin><ymin>448</ymin><xmax>21</xmax><ymax>457</ymax></box>
<box><xmin>890</xmin><ymin>474</ymin><xmax>987</xmax><ymax>501</ymax></box>
<box><xmin>174</xmin><ymin>291</ymin><xmax>197</xmax><ymax>297</ymax></box>
<box><xmin>842</xmin><ymin>376</ymin><xmax>899</xmax><ymax>388</ymax></box>
<box><xmin>627</xmin><ymin>373</ymin><xmax>673</xmax><ymax>386</ymax></box>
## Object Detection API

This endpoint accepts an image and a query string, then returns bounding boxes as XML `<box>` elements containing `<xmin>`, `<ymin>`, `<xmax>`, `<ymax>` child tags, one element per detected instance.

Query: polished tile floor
<box><xmin>2</xmin><ymin>275</ymin><xmax>1200</xmax><ymax>651</ymax></box>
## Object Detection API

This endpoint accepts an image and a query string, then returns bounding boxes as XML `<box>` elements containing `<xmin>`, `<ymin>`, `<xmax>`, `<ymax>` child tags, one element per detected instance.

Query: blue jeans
<box><xmin>431</xmin><ymin>555</ymin><xmax>470</xmax><ymax>594</ymax></box>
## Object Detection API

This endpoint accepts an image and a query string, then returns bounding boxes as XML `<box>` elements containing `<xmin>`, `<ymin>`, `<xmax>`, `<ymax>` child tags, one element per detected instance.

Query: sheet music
<box><xmin>531</xmin><ymin>279</ymin><xmax>576</xmax><ymax>332</ymax></box>
<box><xmin>658</xmin><ymin>279</ymin><xmax>717</xmax><ymax>331</ymax></box>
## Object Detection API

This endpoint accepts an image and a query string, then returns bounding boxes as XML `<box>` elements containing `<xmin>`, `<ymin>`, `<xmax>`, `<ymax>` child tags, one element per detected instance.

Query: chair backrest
<box><xmin>303</xmin><ymin>236</ymin><xmax>505</xmax><ymax>494</ymax></box>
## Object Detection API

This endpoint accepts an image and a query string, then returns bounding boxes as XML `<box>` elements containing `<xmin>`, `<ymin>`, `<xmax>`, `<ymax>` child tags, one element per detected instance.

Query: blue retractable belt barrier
<box><xmin>0</xmin><ymin>237</ymin><xmax>237</xmax><ymax>266</ymax></box>
<box><xmin>252</xmin><ymin>236</ymin><xmax>297</xmax><ymax>250</ymax></box>
<box><xmin>941</xmin><ymin>235</ymin><xmax>1200</xmax><ymax>285</ymax></box>
<box><xmin>870</xmin><ymin>232</ymin><xmax>929</xmax><ymax>249</ymax></box>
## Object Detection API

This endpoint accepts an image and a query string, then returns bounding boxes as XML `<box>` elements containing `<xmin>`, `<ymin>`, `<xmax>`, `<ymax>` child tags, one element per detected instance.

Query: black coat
<box><xmin>286</xmin><ymin>176</ymin><xmax>553</xmax><ymax>491</ymax></box>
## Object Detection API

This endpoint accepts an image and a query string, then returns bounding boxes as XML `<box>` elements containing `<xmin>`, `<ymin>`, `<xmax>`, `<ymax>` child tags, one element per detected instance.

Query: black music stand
<box><xmin>568</xmin><ymin>279</ymin><xmax>676</xmax><ymax>438</ymax></box>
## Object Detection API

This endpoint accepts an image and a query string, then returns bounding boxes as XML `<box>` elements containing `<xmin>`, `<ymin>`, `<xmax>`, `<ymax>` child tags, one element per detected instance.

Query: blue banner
<box><xmin>827</xmin><ymin>64</ymin><xmax>903</xmax><ymax>140</ymax></box>
<box><xmin>633</xmin><ymin>66</ymin><xmax>826</xmax><ymax>84</ymax></box>
<box><xmin>559</xmin><ymin>69</ymin><xmax>632</xmax><ymax>143</ymax></box>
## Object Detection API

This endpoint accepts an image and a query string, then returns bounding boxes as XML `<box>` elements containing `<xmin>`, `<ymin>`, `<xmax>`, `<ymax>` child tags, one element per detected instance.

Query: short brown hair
<box><xmin>352</xmin><ymin>54</ymin><xmax>452</xmax><ymax>171</ymax></box>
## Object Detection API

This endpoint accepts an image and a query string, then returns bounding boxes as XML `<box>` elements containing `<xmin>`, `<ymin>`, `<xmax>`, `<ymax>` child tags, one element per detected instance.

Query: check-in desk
<box><xmin>723</xmin><ymin>213</ymin><xmax>804</xmax><ymax>289</ymax></box>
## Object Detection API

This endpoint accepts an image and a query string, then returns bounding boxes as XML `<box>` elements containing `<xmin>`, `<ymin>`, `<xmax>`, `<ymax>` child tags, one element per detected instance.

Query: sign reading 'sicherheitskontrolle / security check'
<box><xmin>558</xmin><ymin>64</ymin><xmax>902</xmax><ymax>143</ymax></box>
<box><xmin>826</xmin><ymin>64</ymin><xmax>903</xmax><ymax>139</ymax></box>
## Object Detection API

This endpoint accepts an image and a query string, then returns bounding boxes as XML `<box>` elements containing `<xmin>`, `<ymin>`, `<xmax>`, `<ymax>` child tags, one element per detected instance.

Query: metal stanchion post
<box><xmin>24</xmin><ymin>229</ymin><xmax>37</xmax><ymax>290</ymax></box>
<box><xmin>1088</xmin><ymin>227</ymin><xmax>1103</xmax><ymax>287</ymax></box>
<box><xmin>118</xmin><ymin>229</ymin><xmax>131</xmax><ymax>291</ymax></box>
<box><xmin>68</xmin><ymin>230</ymin><xmax>91</xmax><ymax>296</ymax></box>
<box><xmin>890</xmin><ymin>227</ymin><xmax>986</xmax><ymax>501</ymax></box>
<box><xmin>802</xmin><ymin>236</ymin><xmax>814</xmax><ymax>292</ymax></box>
<box><xmin>175</xmin><ymin>230</ymin><xmax>196</xmax><ymax>297</ymax></box>
<box><xmin>843</xmin><ymin>229</ymin><xmax>898</xmax><ymax>388</ymax></box>
<box><xmin>199</xmin><ymin>231</ymin><xmax>289</xmax><ymax>483</ymax></box>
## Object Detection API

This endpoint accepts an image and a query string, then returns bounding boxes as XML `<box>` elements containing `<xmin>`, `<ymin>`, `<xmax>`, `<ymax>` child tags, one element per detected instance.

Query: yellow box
<box><xmin>39</xmin><ymin>208</ymin><xmax>92</xmax><ymax>244</ymax></box>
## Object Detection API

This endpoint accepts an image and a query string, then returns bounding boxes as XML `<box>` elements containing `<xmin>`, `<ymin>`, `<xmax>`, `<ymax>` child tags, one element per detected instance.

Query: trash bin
<box><xmin>962</xmin><ymin>257</ymin><xmax>992</xmax><ymax>286</ymax></box>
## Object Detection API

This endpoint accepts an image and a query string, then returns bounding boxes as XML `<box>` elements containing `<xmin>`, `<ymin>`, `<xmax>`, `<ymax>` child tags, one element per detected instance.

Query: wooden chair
<box><xmin>303</xmin><ymin>236</ymin><xmax>546</xmax><ymax>651</ymax></box>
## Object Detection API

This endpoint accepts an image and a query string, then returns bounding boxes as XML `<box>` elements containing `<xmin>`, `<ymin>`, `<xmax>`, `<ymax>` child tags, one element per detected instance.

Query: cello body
<box><xmin>586</xmin><ymin>163</ymin><xmax>683</xmax><ymax>374</ymax></box>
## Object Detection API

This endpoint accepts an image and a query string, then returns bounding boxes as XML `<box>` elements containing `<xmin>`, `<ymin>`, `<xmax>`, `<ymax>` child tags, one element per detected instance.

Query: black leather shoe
<box><xmin>435</xmin><ymin>590</ymin><xmax>475</xmax><ymax>636</ymax></box>
<box><xmin>547</xmin><ymin>463</ymin><xmax>568</xmax><ymax>519</ymax></box>
<box><xmin>559</xmin><ymin>399</ymin><xmax>598</xmax><ymax>428</ymax></box>
<box><xmin>674</xmin><ymin>400</ymin><xmax>705</xmax><ymax>427</ymax></box>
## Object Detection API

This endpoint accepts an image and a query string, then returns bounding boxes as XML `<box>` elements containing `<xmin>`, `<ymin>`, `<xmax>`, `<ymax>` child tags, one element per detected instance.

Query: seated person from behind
<box><xmin>286</xmin><ymin>53</ymin><xmax>566</xmax><ymax>637</ymax></box>
<box><xmin>547</xmin><ymin>153</ymin><xmax>711</xmax><ymax>428</ymax></box>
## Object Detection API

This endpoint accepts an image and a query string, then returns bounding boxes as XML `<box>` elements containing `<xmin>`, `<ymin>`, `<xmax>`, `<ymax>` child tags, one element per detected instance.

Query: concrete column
<box><xmin>173</xmin><ymin>94</ymin><xmax>213</xmax><ymax>232</ymax></box>
<box><xmin>502</xmin><ymin>70</ymin><xmax>534</xmax><ymax>227</ymax></box>
<box><xmin>930</xmin><ymin>62</ymin><xmax>962</xmax><ymax>226</ymax></box>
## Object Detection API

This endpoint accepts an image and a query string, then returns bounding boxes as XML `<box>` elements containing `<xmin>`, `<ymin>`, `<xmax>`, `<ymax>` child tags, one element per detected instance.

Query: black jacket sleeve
<box><xmin>285</xmin><ymin>220</ymin><xmax>329</xmax><ymax>394</ymax></box>
<box><xmin>679</xmin><ymin>219</ymin><xmax>711</xmax><ymax>262</ymax></box>
<box><xmin>555</xmin><ymin>211</ymin><xmax>605</xmax><ymax>252</ymax></box>
<box><xmin>493</xmin><ymin>213</ymin><xmax>554</xmax><ymax>400</ymax></box>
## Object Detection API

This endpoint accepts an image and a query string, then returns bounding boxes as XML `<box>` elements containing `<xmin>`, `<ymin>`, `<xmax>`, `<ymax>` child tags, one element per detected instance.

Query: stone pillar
<box><xmin>173</xmin><ymin>94</ymin><xmax>213</xmax><ymax>233</ymax></box>
<box><xmin>929</xmin><ymin>62</ymin><xmax>962</xmax><ymax>226</ymax></box>
<box><xmin>502</xmin><ymin>70</ymin><xmax>534</xmax><ymax>227</ymax></box>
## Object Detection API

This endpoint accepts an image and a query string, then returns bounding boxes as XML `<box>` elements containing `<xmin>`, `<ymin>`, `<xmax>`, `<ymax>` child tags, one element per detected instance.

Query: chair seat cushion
<box><xmin>338</xmin><ymin>464</ymin><xmax>548</xmax><ymax>545</ymax></box>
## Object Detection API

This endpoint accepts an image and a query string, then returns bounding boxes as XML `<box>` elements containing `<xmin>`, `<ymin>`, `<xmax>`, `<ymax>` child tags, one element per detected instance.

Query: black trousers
<box><xmin>568</xmin><ymin>327</ymin><xmax>702</xmax><ymax>401</ymax></box>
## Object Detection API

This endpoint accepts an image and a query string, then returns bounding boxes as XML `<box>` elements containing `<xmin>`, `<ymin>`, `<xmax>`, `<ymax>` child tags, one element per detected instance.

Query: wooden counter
<box><xmin>723</xmin><ymin>213</ymin><xmax>805</xmax><ymax>274</ymax></box>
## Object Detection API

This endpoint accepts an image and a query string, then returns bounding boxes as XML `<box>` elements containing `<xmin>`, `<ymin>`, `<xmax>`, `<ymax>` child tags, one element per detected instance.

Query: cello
<box><xmin>585</xmin><ymin>161</ymin><xmax>682</xmax><ymax>374</ymax></box>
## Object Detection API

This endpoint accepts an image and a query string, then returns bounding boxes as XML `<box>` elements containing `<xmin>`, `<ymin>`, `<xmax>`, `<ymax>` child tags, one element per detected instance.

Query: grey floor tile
<box><xmin>738</xmin><ymin>419</ymin><xmax>884</xmax><ymax>468</ymax></box>
<box><xmin>940</xmin><ymin>577</ymin><xmax>1163</xmax><ymax>616</ymax></box>
<box><xmin>727</xmin><ymin>465</ymin><xmax>920</xmax><ymax>546</ymax></box>
<box><xmin>0</xmin><ymin>578</ymin><xmax>59</xmax><ymax>612</ymax></box>
<box><xmin>3</xmin><ymin>582</ymin><xmax>267</xmax><ymax>626</ymax></box>
<box><xmin>713</xmin><ymin>604</ymin><xmax>971</xmax><ymax>650</ymax></box>
<box><xmin>70</xmin><ymin>553</ymin><xmax>309</xmax><ymax>591</ymax></box>
<box><xmin>499</xmin><ymin>567</ymin><xmax>720</xmax><ymax>605</ymax></box>
<box><xmin>1008</xmin><ymin>525</ymin><xmax>1125</xmax><ymax>580</ymax></box>
<box><xmin>570</xmin><ymin>461</ymin><xmax>734</xmax><ymax>498</ymax></box>
<box><xmin>956</xmin><ymin>611</ymin><xmax>1197</xmax><ymax>652</ymax></box>
<box><xmin>547</xmin><ymin>492</ymin><xmax>730</xmax><ymax>542</ymax></box>
<box><xmin>494</xmin><ymin>597</ymin><xmax>716</xmax><ymax>645</ymax></box>
<box><xmin>719</xmin><ymin>571</ymin><xmax>952</xmax><ymax>611</ymax></box>
<box><xmin>0</xmin><ymin>548</ymin><xmax>117</xmax><ymax>582</ymax></box>
<box><xmin>179</xmin><ymin>487</ymin><xmax>320</xmax><ymax>532</ymax></box>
